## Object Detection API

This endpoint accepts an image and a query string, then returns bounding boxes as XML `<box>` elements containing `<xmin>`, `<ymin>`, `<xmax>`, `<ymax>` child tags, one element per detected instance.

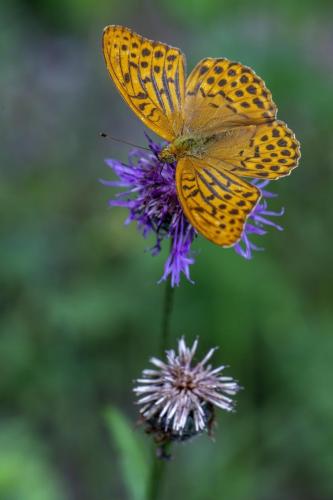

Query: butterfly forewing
<box><xmin>103</xmin><ymin>25</ymin><xmax>186</xmax><ymax>141</ymax></box>
<box><xmin>176</xmin><ymin>157</ymin><xmax>260</xmax><ymax>247</ymax></box>
<box><xmin>184</xmin><ymin>58</ymin><xmax>277</xmax><ymax>134</ymax></box>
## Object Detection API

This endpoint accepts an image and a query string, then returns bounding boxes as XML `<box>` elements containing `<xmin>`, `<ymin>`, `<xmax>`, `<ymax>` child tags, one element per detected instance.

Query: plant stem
<box><xmin>146</xmin><ymin>444</ymin><xmax>170</xmax><ymax>500</ymax></box>
<box><xmin>160</xmin><ymin>278</ymin><xmax>175</xmax><ymax>356</ymax></box>
<box><xmin>146</xmin><ymin>280</ymin><xmax>175</xmax><ymax>500</ymax></box>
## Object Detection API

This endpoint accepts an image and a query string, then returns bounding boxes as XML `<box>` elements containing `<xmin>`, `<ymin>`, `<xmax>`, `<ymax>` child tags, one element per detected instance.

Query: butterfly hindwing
<box><xmin>103</xmin><ymin>25</ymin><xmax>186</xmax><ymax>141</ymax></box>
<box><xmin>205</xmin><ymin>120</ymin><xmax>300</xmax><ymax>179</ymax></box>
<box><xmin>184</xmin><ymin>58</ymin><xmax>277</xmax><ymax>134</ymax></box>
<box><xmin>176</xmin><ymin>157</ymin><xmax>261</xmax><ymax>247</ymax></box>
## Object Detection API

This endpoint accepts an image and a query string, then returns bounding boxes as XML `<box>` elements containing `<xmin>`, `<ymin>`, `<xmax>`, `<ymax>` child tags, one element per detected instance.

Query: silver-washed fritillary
<box><xmin>102</xmin><ymin>25</ymin><xmax>300</xmax><ymax>247</ymax></box>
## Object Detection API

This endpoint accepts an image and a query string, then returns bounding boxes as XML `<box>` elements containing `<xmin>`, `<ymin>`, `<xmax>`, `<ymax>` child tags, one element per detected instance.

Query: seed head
<box><xmin>134</xmin><ymin>337</ymin><xmax>241</xmax><ymax>441</ymax></box>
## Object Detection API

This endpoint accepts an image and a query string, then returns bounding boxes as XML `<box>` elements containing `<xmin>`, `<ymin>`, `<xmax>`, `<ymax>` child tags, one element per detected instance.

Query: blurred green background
<box><xmin>1</xmin><ymin>0</ymin><xmax>333</xmax><ymax>499</ymax></box>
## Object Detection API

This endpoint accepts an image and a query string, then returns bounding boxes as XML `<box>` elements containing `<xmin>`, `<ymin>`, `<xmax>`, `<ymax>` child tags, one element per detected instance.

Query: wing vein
<box><xmin>149</xmin><ymin>52</ymin><xmax>166</xmax><ymax>113</ymax></box>
<box><xmin>162</xmin><ymin>55</ymin><xmax>174</xmax><ymax>114</ymax></box>
<box><xmin>196</xmin><ymin>170</ymin><xmax>224</xmax><ymax>199</ymax></box>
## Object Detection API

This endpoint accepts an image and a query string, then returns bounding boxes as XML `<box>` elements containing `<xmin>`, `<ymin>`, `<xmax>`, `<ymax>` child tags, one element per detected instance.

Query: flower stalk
<box><xmin>147</xmin><ymin>279</ymin><xmax>175</xmax><ymax>500</ymax></box>
<box><xmin>160</xmin><ymin>265</ymin><xmax>175</xmax><ymax>356</ymax></box>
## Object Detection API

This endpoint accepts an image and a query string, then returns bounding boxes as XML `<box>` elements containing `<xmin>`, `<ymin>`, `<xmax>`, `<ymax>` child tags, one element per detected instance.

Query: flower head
<box><xmin>133</xmin><ymin>337</ymin><xmax>240</xmax><ymax>442</ymax></box>
<box><xmin>103</xmin><ymin>137</ymin><xmax>284</xmax><ymax>286</ymax></box>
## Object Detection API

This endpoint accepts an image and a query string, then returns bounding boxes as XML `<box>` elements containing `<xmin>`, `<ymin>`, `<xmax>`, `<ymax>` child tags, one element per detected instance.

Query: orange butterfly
<box><xmin>102</xmin><ymin>25</ymin><xmax>300</xmax><ymax>247</ymax></box>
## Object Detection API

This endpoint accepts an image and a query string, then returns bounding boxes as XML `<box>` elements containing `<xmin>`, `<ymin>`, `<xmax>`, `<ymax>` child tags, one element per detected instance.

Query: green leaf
<box><xmin>105</xmin><ymin>407</ymin><xmax>149</xmax><ymax>500</ymax></box>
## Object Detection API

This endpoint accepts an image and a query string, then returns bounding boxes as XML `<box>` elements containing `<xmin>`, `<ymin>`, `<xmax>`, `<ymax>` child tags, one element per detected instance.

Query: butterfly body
<box><xmin>103</xmin><ymin>25</ymin><xmax>300</xmax><ymax>247</ymax></box>
<box><xmin>159</xmin><ymin>134</ymin><xmax>217</xmax><ymax>163</ymax></box>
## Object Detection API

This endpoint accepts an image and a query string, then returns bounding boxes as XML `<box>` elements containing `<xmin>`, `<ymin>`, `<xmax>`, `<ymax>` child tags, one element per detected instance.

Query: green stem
<box><xmin>160</xmin><ymin>278</ymin><xmax>175</xmax><ymax>356</ymax></box>
<box><xmin>146</xmin><ymin>445</ymin><xmax>169</xmax><ymax>500</ymax></box>
<box><xmin>146</xmin><ymin>279</ymin><xmax>175</xmax><ymax>500</ymax></box>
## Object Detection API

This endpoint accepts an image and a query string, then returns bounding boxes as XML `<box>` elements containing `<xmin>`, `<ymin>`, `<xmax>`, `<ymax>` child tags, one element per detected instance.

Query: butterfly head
<box><xmin>158</xmin><ymin>144</ymin><xmax>178</xmax><ymax>164</ymax></box>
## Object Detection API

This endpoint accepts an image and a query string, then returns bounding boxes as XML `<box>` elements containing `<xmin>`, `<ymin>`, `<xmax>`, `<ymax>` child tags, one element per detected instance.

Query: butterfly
<box><xmin>102</xmin><ymin>25</ymin><xmax>300</xmax><ymax>247</ymax></box>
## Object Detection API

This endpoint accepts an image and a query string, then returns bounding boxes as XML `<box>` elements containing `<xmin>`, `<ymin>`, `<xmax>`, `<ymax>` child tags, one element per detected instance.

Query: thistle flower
<box><xmin>103</xmin><ymin>137</ymin><xmax>284</xmax><ymax>286</ymax></box>
<box><xmin>133</xmin><ymin>337</ymin><xmax>240</xmax><ymax>442</ymax></box>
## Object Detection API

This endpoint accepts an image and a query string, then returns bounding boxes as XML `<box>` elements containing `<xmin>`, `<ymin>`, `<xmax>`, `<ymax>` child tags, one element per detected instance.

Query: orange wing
<box><xmin>184</xmin><ymin>58</ymin><xmax>277</xmax><ymax>134</ymax></box>
<box><xmin>103</xmin><ymin>25</ymin><xmax>186</xmax><ymax>141</ymax></box>
<box><xmin>205</xmin><ymin>120</ymin><xmax>300</xmax><ymax>180</ymax></box>
<box><xmin>176</xmin><ymin>156</ymin><xmax>260</xmax><ymax>247</ymax></box>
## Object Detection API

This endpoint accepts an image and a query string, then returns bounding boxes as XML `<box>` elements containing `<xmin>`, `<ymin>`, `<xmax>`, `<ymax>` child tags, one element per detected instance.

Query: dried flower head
<box><xmin>103</xmin><ymin>137</ymin><xmax>284</xmax><ymax>286</ymax></box>
<box><xmin>133</xmin><ymin>337</ymin><xmax>241</xmax><ymax>442</ymax></box>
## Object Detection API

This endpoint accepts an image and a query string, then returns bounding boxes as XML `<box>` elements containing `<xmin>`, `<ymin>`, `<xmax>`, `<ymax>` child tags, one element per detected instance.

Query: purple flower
<box><xmin>102</xmin><ymin>137</ymin><xmax>284</xmax><ymax>286</ymax></box>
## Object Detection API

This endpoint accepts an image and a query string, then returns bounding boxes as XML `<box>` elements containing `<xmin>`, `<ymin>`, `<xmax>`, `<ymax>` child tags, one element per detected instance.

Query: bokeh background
<box><xmin>1</xmin><ymin>0</ymin><xmax>333</xmax><ymax>499</ymax></box>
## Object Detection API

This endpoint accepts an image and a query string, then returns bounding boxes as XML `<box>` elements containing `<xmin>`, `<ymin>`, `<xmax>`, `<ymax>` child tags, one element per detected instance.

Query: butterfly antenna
<box><xmin>100</xmin><ymin>132</ymin><xmax>150</xmax><ymax>151</ymax></box>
